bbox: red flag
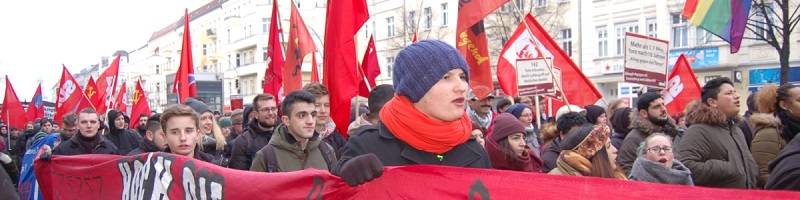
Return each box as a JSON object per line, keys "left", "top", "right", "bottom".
{"left": 456, "top": 0, "right": 506, "bottom": 99}
{"left": 284, "top": 0, "right": 318, "bottom": 93}
{"left": 497, "top": 18, "right": 542, "bottom": 96}
{"left": 412, "top": 29, "right": 418, "bottom": 43}
{"left": 114, "top": 81, "right": 128, "bottom": 115}
{"left": 55, "top": 65, "right": 95, "bottom": 124}
{"left": 85, "top": 76, "right": 104, "bottom": 113}
{"left": 173, "top": 9, "right": 197, "bottom": 104}
{"left": 130, "top": 78, "right": 151, "bottom": 129}
{"left": 25, "top": 83, "right": 44, "bottom": 122}
{"left": 323, "top": 0, "right": 369, "bottom": 137}
{"left": 358, "top": 35, "right": 380, "bottom": 98}
{"left": 263, "top": 0, "right": 286, "bottom": 100}
{"left": 504, "top": 14, "right": 601, "bottom": 114}
{"left": 311, "top": 53, "right": 320, "bottom": 83}
{"left": 2, "top": 76, "right": 29, "bottom": 129}
{"left": 664, "top": 55, "right": 702, "bottom": 114}
{"left": 96, "top": 54, "right": 120, "bottom": 115}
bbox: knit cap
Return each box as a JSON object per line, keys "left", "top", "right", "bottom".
{"left": 394, "top": 40, "right": 470, "bottom": 103}
{"left": 184, "top": 98, "right": 212, "bottom": 115}
{"left": 505, "top": 103, "right": 529, "bottom": 119}
{"left": 219, "top": 117, "right": 232, "bottom": 128}
{"left": 584, "top": 105, "right": 606, "bottom": 124}
{"left": 490, "top": 113, "right": 527, "bottom": 142}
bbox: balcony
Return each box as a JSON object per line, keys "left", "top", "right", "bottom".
{"left": 207, "top": 29, "right": 217, "bottom": 39}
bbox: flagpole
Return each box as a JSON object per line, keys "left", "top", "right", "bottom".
{"left": 509, "top": 4, "right": 573, "bottom": 112}
{"left": 534, "top": 95, "right": 541, "bottom": 128}
{"left": 277, "top": 0, "right": 288, "bottom": 56}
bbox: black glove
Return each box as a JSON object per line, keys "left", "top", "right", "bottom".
{"left": 40, "top": 151, "right": 52, "bottom": 162}
{"left": 336, "top": 153, "right": 384, "bottom": 187}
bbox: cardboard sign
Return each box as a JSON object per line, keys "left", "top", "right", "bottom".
{"left": 624, "top": 33, "right": 669, "bottom": 88}
{"left": 516, "top": 58, "right": 556, "bottom": 96}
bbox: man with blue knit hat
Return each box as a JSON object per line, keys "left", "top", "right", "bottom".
{"left": 332, "top": 40, "right": 491, "bottom": 187}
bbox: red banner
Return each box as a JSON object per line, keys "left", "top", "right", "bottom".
{"left": 664, "top": 55, "right": 702, "bottom": 114}
{"left": 54, "top": 65, "right": 95, "bottom": 124}
{"left": 173, "top": 9, "right": 197, "bottom": 104}
{"left": 130, "top": 78, "right": 150, "bottom": 129}
{"left": 263, "top": 0, "right": 286, "bottom": 101}
{"left": 34, "top": 153, "right": 800, "bottom": 199}
{"left": 358, "top": 35, "right": 380, "bottom": 98}
{"left": 284, "top": 0, "right": 318, "bottom": 93}
{"left": 113, "top": 81, "right": 128, "bottom": 114}
{"left": 25, "top": 83, "right": 45, "bottom": 122}
{"left": 96, "top": 54, "right": 120, "bottom": 115}
{"left": 2, "top": 76, "right": 28, "bottom": 129}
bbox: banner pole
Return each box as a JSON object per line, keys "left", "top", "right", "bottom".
{"left": 534, "top": 95, "right": 541, "bottom": 128}
{"left": 510, "top": 3, "right": 572, "bottom": 112}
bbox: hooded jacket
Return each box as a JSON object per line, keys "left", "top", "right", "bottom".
{"left": 618, "top": 109, "right": 678, "bottom": 175}
{"left": 609, "top": 107, "right": 632, "bottom": 149}
{"left": 675, "top": 102, "right": 758, "bottom": 189}
{"left": 250, "top": 124, "right": 336, "bottom": 172}
{"left": 228, "top": 120, "right": 275, "bottom": 170}
{"left": 749, "top": 113, "right": 786, "bottom": 188}
{"left": 765, "top": 133, "right": 800, "bottom": 190}
{"left": 105, "top": 110, "right": 143, "bottom": 155}
{"left": 53, "top": 132, "right": 119, "bottom": 155}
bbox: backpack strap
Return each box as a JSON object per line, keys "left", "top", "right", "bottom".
{"left": 318, "top": 142, "right": 335, "bottom": 170}
{"left": 262, "top": 144, "right": 280, "bottom": 173}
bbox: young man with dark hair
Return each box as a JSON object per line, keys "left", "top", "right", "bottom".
{"left": 53, "top": 108, "right": 119, "bottom": 155}
{"left": 348, "top": 84, "right": 395, "bottom": 135}
{"left": 58, "top": 113, "right": 79, "bottom": 143}
{"left": 618, "top": 92, "right": 679, "bottom": 175}
{"left": 160, "top": 105, "right": 215, "bottom": 163}
{"left": 675, "top": 77, "right": 758, "bottom": 189}
{"left": 250, "top": 90, "right": 337, "bottom": 172}
{"left": 303, "top": 82, "right": 346, "bottom": 157}
{"left": 128, "top": 114, "right": 167, "bottom": 155}
{"left": 540, "top": 111, "right": 589, "bottom": 173}
{"left": 229, "top": 94, "right": 279, "bottom": 170}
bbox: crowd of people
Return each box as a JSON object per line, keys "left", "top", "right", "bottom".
{"left": 1, "top": 40, "right": 800, "bottom": 198}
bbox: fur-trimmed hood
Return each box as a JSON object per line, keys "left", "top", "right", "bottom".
{"left": 685, "top": 100, "right": 742, "bottom": 128}
{"left": 629, "top": 109, "right": 679, "bottom": 138}
{"left": 749, "top": 113, "right": 782, "bottom": 133}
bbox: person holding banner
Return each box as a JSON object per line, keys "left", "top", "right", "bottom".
{"left": 549, "top": 125, "right": 626, "bottom": 180}
{"left": 486, "top": 113, "right": 543, "bottom": 172}
{"left": 53, "top": 108, "right": 119, "bottom": 156}
{"left": 159, "top": 105, "right": 217, "bottom": 164}
{"left": 675, "top": 77, "right": 758, "bottom": 189}
{"left": 332, "top": 40, "right": 490, "bottom": 187}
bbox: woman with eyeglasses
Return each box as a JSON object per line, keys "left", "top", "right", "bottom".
{"left": 629, "top": 133, "right": 693, "bottom": 185}
{"left": 549, "top": 125, "right": 626, "bottom": 180}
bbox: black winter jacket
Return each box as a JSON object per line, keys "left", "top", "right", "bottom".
{"left": 53, "top": 134, "right": 119, "bottom": 155}
{"left": 106, "top": 110, "right": 143, "bottom": 155}
{"left": 765, "top": 133, "right": 800, "bottom": 190}
{"left": 332, "top": 122, "right": 490, "bottom": 173}
{"left": 228, "top": 121, "right": 274, "bottom": 170}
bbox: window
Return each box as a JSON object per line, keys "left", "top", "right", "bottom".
{"left": 559, "top": 29, "right": 572, "bottom": 57}
{"left": 263, "top": 47, "right": 268, "bottom": 61}
{"left": 156, "top": 82, "right": 161, "bottom": 93}
{"left": 615, "top": 22, "right": 639, "bottom": 55}
{"left": 155, "top": 65, "right": 160, "bottom": 74}
{"left": 441, "top": 3, "right": 448, "bottom": 26}
{"left": 671, "top": 14, "right": 689, "bottom": 48}
{"left": 387, "top": 17, "right": 395, "bottom": 37}
{"left": 695, "top": 28, "right": 712, "bottom": 45}
{"left": 236, "top": 53, "right": 241, "bottom": 67}
{"left": 409, "top": 11, "right": 416, "bottom": 31}
{"left": 597, "top": 27, "right": 608, "bottom": 57}
{"left": 534, "top": 0, "right": 546, "bottom": 7}
{"left": 386, "top": 57, "right": 395, "bottom": 77}
{"left": 752, "top": 3, "right": 774, "bottom": 41}
{"left": 646, "top": 18, "right": 657, "bottom": 38}
{"left": 203, "top": 44, "right": 207, "bottom": 55}
{"left": 558, "top": 0, "right": 569, "bottom": 3}
{"left": 424, "top": 7, "right": 432, "bottom": 29}
{"left": 268, "top": 18, "right": 272, "bottom": 34}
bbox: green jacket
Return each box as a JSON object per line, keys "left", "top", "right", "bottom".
{"left": 250, "top": 124, "right": 336, "bottom": 172}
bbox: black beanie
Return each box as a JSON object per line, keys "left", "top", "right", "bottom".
{"left": 584, "top": 105, "right": 605, "bottom": 124}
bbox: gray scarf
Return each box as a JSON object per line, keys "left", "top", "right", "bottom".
{"left": 629, "top": 157, "right": 694, "bottom": 186}
{"left": 467, "top": 106, "right": 492, "bottom": 129}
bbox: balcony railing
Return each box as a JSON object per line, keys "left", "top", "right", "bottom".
{"left": 207, "top": 29, "right": 217, "bottom": 39}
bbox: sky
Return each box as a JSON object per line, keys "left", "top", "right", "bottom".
{"left": 0, "top": 0, "right": 210, "bottom": 102}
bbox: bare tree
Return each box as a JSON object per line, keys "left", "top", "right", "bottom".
{"left": 383, "top": 2, "right": 454, "bottom": 51}
{"left": 745, "top": 0, "right": 799, "bottom": 84}
{"left": 484, "top": 0, "right": 570, "bottom": 56}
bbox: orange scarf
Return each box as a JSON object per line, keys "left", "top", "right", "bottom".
{"left": 380, "top": 95, "right": 472, "bottom": 154}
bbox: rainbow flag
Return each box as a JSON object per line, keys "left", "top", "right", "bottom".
{"left": 682, "top": 0, "right": 752, "bottom": 53}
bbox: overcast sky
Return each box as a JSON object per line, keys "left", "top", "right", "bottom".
{"left": 0, "top": 0, "right": 209, "bottom": 101}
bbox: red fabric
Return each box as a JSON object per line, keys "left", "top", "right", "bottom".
{"left": 25, "top": 83, "right": 44, "bottom": 122}
{"left": 456, "top": 0, "right": 506, "bottom": 99}
{"left": 509, "top": 14, "right": 602, "bottom": 114}
{"left": 455, "top": 0, "right": 509, "bottom": 35}
{"left": 357, "top": 36, "right": 380, "bottom": 98}
{"left": 284, "top": 0, "right": 318, "bottom": 93}
{"left": 665, "top": 55, "right": 702, "bottom": 114}
{"left": 323, "top": 0, "right": 369, "bottom": 137}
{"left": 2, "top": 76, "right": 29, "bottom": 129}
{"left": 173, "top": 9, "right": 197, "bottom": 104}
{"left": 379, "top": 95, "right": 472, "bottom": 154}
{"left": 263, "top": 0, "right": 285, "bottom": 102}
{"left": 129, "top": 78, "right": 151, "bottom": 129}
{"left": 84, "top": 76, "right": 103, "bottom": 114}
{"left": 113, "top": 82, "right": 128, "bottom": 115}
{"left": 96, "top": 54, "right": 120, "bottom": 115}
{"left": 34, "top": 152, "right": 800, "bottom": 199}
{"left": 54, "top": 65, "right": 95, "bottom": 124}
{"left": 412, "top": 30, "right": 418, "bottom": 43}
{"left": 497, "top": 17, "right": 545, "bottom": 96}
{"left": 311, "top": 53, "right": 320, "bottom": 83}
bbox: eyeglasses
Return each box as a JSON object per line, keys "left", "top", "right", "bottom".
{"left": 646, "top": 147, "right": 673, "bottom": 154}
{"left": 257, "top": 107, "right": 279, "bottom": 113}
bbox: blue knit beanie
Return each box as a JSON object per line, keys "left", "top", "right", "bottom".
{"left": 394, "top": 40, "right": 470, "bottom": 103}
{"left": 505, "top": 103, "right": 529, "bottom": 119}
